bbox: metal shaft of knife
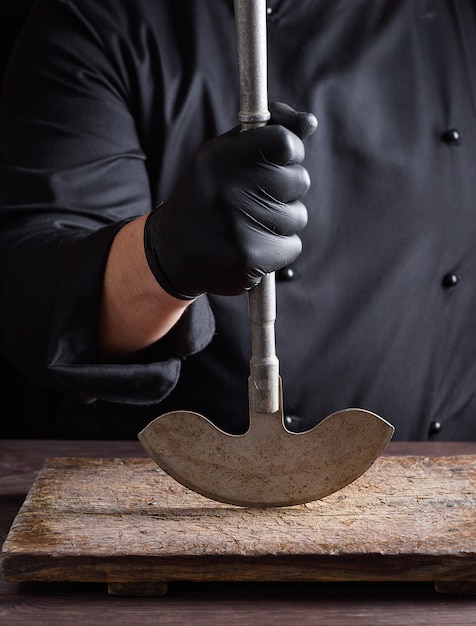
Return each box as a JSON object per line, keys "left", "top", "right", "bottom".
{"left": 234, "top": 0, "right": 279, "bottom": 415}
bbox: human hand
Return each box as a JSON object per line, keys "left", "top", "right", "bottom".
{"left": 144, "top": 102, "right": 318, "bottom": 299}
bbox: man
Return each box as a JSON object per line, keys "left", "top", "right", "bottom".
{"left": 1, "top": 0, "right": 475, "bottom": 440}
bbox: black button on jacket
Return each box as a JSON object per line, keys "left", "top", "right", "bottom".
{"left": 0, "top": 0, "right": 475, "bottom": 440}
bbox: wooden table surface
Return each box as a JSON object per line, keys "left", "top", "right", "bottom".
{"left": 1, "top": 439, "right": 475, "bottom": 625}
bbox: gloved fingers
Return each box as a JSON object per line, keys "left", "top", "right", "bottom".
{"left": 245, "top": 231, "right": 303, "bottom": 277}
{"left": 253, "top": 161, "right": 311, "bottom": 203}
{"left": 268, "top": 102, "right": 318, "bottom": 140}
{"left": 232, "top": 123, "right": 306, "bottom": 166}
{"left": 267, "top": 199, "right": 308, "bottom": 235}
{"left": 194, "top": 228, "right": 303, "bottom": 294}
{"left": 235, "top": 192, "right": 308, "bottom": 236}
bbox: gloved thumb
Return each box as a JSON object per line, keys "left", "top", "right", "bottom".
{"left": 269, "top": 102, "right": 318, "bottom": 140}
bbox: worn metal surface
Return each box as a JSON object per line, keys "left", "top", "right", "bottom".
{"left": 139, "top": 401, "right": 394, "bottom": 507}
{"left": 234, "top": 0, "right": 270, "bottom": 128}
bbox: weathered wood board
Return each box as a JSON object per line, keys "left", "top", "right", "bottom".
{"left": 1, "top": 456, "right": 475, "bottom": 595}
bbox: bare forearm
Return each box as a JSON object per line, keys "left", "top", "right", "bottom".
{"left": 98, "top": 215, "right": 192, "bottom": 362}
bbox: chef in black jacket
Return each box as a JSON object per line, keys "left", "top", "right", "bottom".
{"left": 0, "top": 0, "right": 475, "bottom": 441}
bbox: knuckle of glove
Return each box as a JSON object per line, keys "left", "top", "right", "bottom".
{"left": 240, "top": 125, "right": 305, "bottom": 167}
{"left": 238, "top": 149, "right": 311, "bottom": 206}
{"left": 277, "top": 163, "right": 311, "bottom": 200}
{"left": 266, "top": 125, "right": 305, "bottom": 166}
{"left": 249, "top": 231, "right": 303, "bottom": 275}
{"left": 252, "top": 194, "right": 308, "bottom": 236}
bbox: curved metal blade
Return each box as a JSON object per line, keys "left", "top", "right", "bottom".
{"left": 138, "top": 382, "right": 394, "bottom": 508}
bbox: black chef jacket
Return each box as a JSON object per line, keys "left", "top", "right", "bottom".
{"left": 0, "top": 0, "right": 475, "bottom": 440}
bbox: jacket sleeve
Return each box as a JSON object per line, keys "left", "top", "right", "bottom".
{"left": 0, "top": 0, "right": 215, "bottom": 409}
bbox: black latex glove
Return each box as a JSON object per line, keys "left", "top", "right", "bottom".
{"left": 144, "top": 102, "right": 318, "bottom": 299}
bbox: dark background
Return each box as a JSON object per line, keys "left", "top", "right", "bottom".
{"left": 0, "top": 2, "right": 35, "bottom": 86}
{"left": 0, "top": 1, "right": 52, "bottom": 437}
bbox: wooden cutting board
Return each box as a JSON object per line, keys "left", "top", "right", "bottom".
{"left": 1, "top": 455, "right": 475, "bottom": 596}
